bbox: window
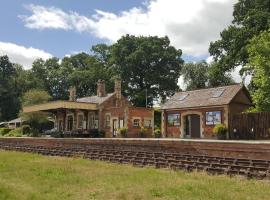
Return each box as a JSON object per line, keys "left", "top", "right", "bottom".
{"left": 133, "top": 119, "right": 140, "bottom": 127}
{"left": 77, "top": 114, "right": 84, "bottom": 129}
{"left": 105, "top": 114, "right": 110, "bottom": 128}
{"left": 167, "top": 114, "right": 180, "bottom": 126}
{"left": 178, "top": 94, "right": 189, "bottom": 101}
{"left": 212, "top": 89, "right": 225, "bottom": 98}
{"left": 144, "top": 119, "right": 152, "bottom": 128}
{"left": 119, "top": 119, "right": 124, "bottom": 128}
{"left": 67, "top": 115, "right": 73, "bottom": 131}
{"left": 88, "top": 113, "right": 95, "bottom": 129}
{"left": 205, "top": 111, "right": 221, "bottom": 125}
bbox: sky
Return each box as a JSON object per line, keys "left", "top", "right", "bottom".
{"left": 0, "top": 0, "right": 244, "bottom": 84}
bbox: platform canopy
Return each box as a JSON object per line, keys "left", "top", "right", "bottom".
{"left": 23, "top": 101, "right": 98, "bottom": 113}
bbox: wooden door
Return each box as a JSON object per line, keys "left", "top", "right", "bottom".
{"left": 190, "top": 114, "right": 200, "bottom": 138}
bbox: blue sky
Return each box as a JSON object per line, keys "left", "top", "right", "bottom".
{"left": 0, "top": 0, "right": 237, "bottom": 69}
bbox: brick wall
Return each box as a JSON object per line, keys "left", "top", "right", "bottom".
{"left": 1, "top": 138, "right": 270, "bottom": 160}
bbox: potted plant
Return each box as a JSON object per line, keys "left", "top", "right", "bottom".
{"left": 138, "top": 126, "right": 147, "bottom": 138}
{"left": 213, "top": 124, "right": 228, "bottom": 140}
{"left": 153, "top": 128, "right": 161, "bottom": 138}
{"left": 119, "top": 127, "right": 128, "bottom": 138}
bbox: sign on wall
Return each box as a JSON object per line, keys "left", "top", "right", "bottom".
{"left": 167, "top": 114, "right": 180, "bottom": 126}
{"left": 205, "top": 111, "right": 221, "bottom": 125}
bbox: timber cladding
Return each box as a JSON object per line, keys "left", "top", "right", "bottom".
{"left": 229, "top": 112, "right": 270, "bottom": 140}
{"left": 1, "top": 137, "right": 270, "bottom": 160}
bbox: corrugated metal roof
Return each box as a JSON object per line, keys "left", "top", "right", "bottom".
{"left": 161, "top": 84, "right": 247, "bottom": 110}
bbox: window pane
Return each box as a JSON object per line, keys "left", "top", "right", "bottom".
{"left": 205, "top": 111, "right": 221, "bottom": 125}
{"left": 133, "top": 119, "right": 140, "bottom": 127}
{"left": 167, "top": 114, "right": 180, "bottom": 126}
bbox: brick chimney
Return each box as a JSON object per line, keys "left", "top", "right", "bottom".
{"left": 68, "top": 86, "right": 76, "bottom": 101}
{"left": 97, "top": 80, "right": 106, "bottom": 97}
{"left": 114, "top": 77, "right": 121, "bottom": 99}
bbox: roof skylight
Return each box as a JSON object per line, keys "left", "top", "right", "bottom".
{"left": 212, "top": 89, "right": 225, "bottom": 98}
{"left": 178, "top": 94, "right": 189, "bottom": 101}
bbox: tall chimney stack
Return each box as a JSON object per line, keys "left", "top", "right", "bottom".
{"left": 69, "top": 86, "right": 76, "bottom": 101}
{"left": 114, "top": 77, "right": 121, "bottom": 99}
{"left": 97, "top": 80, "right": 106, "bottom": 97}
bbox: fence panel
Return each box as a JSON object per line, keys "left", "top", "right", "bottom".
{"left": 229, "top": 112, "right": 270, "bottom": 140}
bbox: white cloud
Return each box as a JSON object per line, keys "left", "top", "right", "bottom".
{"left": 21, "top": 0, "right": 236, "bottom": 57}
{"left": 0, "top": 42, "right": 53, "bottom": 69}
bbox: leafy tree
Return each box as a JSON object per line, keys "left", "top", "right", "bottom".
{"left": 0, "top": 56, "right": 21, "bottom": 121}
{"left": 20, "top": 89, "right": 52, "bottom": 134}
{"left": 181, "top": 61, "right": 208, "bottom": 90}
{"left": 65, "top": 53, "right": 114, "bottom": 97}
{"left": 109, "top": 35, "right": 183, "bottom": 106}
{"left": 247, "top": 30, "right": 270, "bottom": 111}
{"left": 209, "top": 0, "right": 270, "bottom": 74}
{"left": 207, "top": 62, "right": 235, "bottom": 87}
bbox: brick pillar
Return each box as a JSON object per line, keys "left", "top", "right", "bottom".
{"left": 114, "top": 77, "right": 121, "bottom": 99}
{"left": 68, "top": 86, "right": 76, "bottom": 101}
{"left": 97, "top": 80, "right": 106, "bottom": 97}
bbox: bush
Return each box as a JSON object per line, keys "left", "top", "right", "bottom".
{"left": 21, "top": 125, "right": 31, "bottom": 135}
{"left": 0, "top": 128, "right": 12, "bottom": 136}
{"left": 51, "top": 131, "right": 64, "bottom": 138}
{"left": 89, "top": 129, "right": 99, "bottom": 138}
{"left": 138, "top": 126, "right": 147, "bottom": 138}
{"left": 5, "top": 128, "right": 23, "bottom": 137}
{"left": 119, "top": 127, "right": 128, "bottom": 138}
{"left": 99, "top": 130, "right": 106, "bottom": 138}
{"left": 213, "top": 124, "right": 228, "bottom": 140}
{"left": 153, "top": 128, "right": 161, "bottom": 138}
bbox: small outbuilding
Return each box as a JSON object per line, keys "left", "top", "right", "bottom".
{"left": 160, "top": 84, "right": 253, "bottom": 139}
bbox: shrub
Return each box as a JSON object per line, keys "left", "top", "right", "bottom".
{"left": 89, "top": 129, "right": 99, "bottom": 138}
{"left": 99, "top": 130, "right": 106, "bottom": 138}
{"left": 119, "top": 127, "right": 128, "bottom": 138}
{"left": 138, "top": 126, "right": 147, "bottom": 138}
{"left": 213, "top": 124, "right": 227, "bottom": 140}
{"left": 21, "top": 125, "right": 31, "bottom": 135}
{"left": 5, "top": 128, "right": 23, "bottom": 137}
{"left": 51, "top": 131, "right": 64, "bottom": 138}
{"left": 153, "top": 128, "right": 161, "bottom": 138}
{"left": 0, "top": 128, "right": 12, "bottom": 136}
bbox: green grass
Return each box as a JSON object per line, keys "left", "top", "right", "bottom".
{"left": 0, "top": 151, "right": 270, "bottom": 200}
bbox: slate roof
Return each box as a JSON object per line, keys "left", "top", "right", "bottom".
{"left": 76, "top": 93, "right": 115, "bottom": 104}
{"left": 161, "top": 84, "right": 248, "bottom": 110}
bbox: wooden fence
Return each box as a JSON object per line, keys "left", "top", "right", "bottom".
{"left": 229, "top": 112, "right": 270, "bottom": 140}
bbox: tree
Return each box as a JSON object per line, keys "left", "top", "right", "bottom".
{"left": 20, "top": 89, "right": 52, "bottom": 133}
{"left": 0, "top": 56, "right": 21, "bottom": 121}
{"left": 207, "top": 62, "right": 235, "bottom": 87}
{"left": 109, "top": 35, "right": 183, "bottom": 106}
{"left": 209, "top": 0, "right": 270, "bottom": 74}
{"left": 181, "top": 61, "right": 208, "bottom": 90}
{"left": 65, "top": 53, "right": 114, "bottom": 97}
{"left": 247, "top": 30, "right": 270, "bottom": 111}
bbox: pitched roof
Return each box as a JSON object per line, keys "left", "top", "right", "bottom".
{"left": 161, "top": 84, "right": 249, "bottom": 110}
{"left": 8, "top": 118, "right": 24, "bottom": 124}
{"left": 76, "top": 93, "right": 115, "bottom": 104}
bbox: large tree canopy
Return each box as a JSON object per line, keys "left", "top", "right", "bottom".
{"left": 109, "top": 35, "right": 183, "bottom": 106}
{"left": 247, "top": 30, "right": 270, "bottom": 111}
{"left": 209, "top": 0, "right": 270, "bottom": 73}
{"left": 0, "top": 56, "right": 21, "bottom": 121}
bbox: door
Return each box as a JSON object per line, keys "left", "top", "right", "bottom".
{"left": 67, "top": 116, "right": 73, "bottom": 131}
{"left": 113, "top": 119, "right": 118, "bottom": 137}
{"left": 190, "top": 114, "right": 200, "bottom": 138}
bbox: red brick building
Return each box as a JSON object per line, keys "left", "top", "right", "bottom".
{"left": 23, "top": 79, "right": 154, "bottom": 137}
{"left": 160, "top": 84, "right": 253, "bottom": 139}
